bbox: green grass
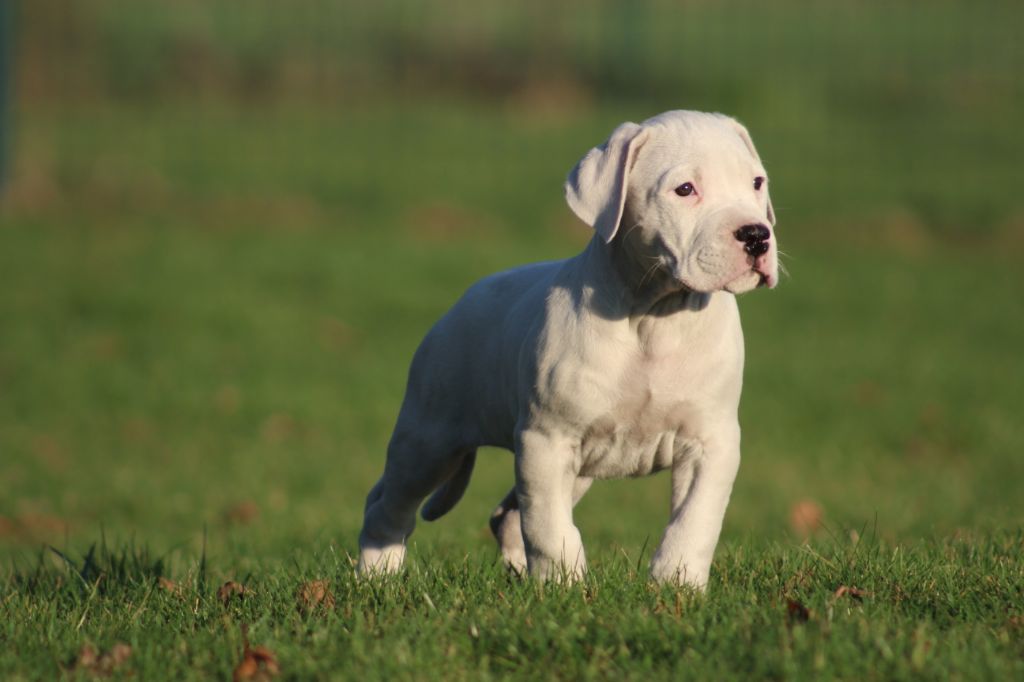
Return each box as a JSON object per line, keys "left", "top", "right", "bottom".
{"left": 3, "top": 1, "right": 1024, "bottom": 672}
{"left": 3, "top": 533, "right": 1022, "bottom": 680}
{"left": 2, "top": 102, "right": 1023, "bottom": 679}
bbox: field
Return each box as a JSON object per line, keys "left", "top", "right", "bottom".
{"left": 2, "top": 2, "right": 1024, "bottom": 679}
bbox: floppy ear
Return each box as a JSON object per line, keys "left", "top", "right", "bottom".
{"left": 730, "top": 119, "right": 776, "bottom": 226}
{"left": 564, "top": 121, "right": 649, "bottom": 243}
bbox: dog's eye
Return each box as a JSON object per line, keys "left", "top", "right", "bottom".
{"left": 753, "top": 176, "right": 765, "bottom": 191}
{"left": 674, "top": 182, "right": 696, "bottom": 197}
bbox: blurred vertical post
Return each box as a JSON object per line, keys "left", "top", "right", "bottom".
{"left": 0, "top": 0, "right": 10, "bottom": 192}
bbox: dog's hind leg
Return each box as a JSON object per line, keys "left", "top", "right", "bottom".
{"left": 490, "top": 476, "right": 593, "bottom": 574}
{"left": 358, "top": 428, "right": 471, "bottom": 575}
{"left": 489, "top": 488, "right": 526, "bottom": 573}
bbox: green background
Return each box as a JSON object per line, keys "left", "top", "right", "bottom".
{"left": 1, "top": 1, "right": 1022, "bottom": 678}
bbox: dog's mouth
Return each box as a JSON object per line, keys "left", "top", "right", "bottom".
{"left": 755, "top": 268, "right": 777, "bottom": 289}
{"left": 743, "top": 254, "right": 778, "bottom": 290}
{"left": 670, "top": 253, "right": 777, "bottom": 294}
{"left": 723, "top": 266, "right": 775, "bottom": 294}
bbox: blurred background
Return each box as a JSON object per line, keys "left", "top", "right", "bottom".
{"left": 1, "top": 0, "right": 1022, "bottom": 567}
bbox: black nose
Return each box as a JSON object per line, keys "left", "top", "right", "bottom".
{"left": 734, "top": 224, "right": 771, "bottom": 257}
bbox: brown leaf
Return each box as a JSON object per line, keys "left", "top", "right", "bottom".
{"left": 852, "top": 380, "right": 885, "bottom": 406}
{"left": 215, "top": 385, "right": 242, "bottom": 415}
{"left": 789, "top": 499, "right": 823, "bottom": 538}
{"left": 31, "top": 435, "right": 68, "bottom": 472}
{"left": 234, "top": 657, "right": 260, "bottom": 681}
{"left": 223, "top": 500, "right": 260, "bottom": 526}
{"left": 318, "top": 317, "right": 355, "bottom": 352}
{"left": 786, "top": 598, "right": 811, "bottom": 624}
{"left": 296, "top": 580, "right": 335, "bottom": 614}
{"left": 86, "top": 332, "right": 124, "bottom": 360}
{"left": 404, "top": 201, "right": 498, "bottom": 242}
{"left": 260, "top": 413, "right": 296, "bottom": 444}
{"left": 505, "top": 75, "right": 592, "bottom": 126}
{"left": 106, "top": 643, "right": 132, "bottom": 667}
{"left": 218, "top": 581, "right": 249, "bottom": 605}
{"left": 159, "top": 577, "right": 185, "bottom": 597}
{"left": 74, "top": 644, "right": 98, "bottom": 670}
{"left": 833, "top": 585, "right": 870, "bottom": 602}
{"left": 72, "top": 642, "right": 132, "bottom": 675}
{"left": 0, "top": 511, "right": 69, "bottom": 541}
{"left": 233, "top": 627, "right": 280, "bottom": 682}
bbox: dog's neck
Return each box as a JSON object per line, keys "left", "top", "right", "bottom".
{"left": 579, "top": 235, "right": 711, "bottom": 323}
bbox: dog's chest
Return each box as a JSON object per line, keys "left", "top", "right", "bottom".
{"left": 574, "top": 358, "right": 705, "bottom": 479}
{"left": 533, "top": 291, "right": 741, "bottom": 479}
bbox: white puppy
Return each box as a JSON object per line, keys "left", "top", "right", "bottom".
{"left": 358, "top": 110, "right": 778, "bottom": 589}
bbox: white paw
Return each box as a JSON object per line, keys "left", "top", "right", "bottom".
{"left": 357, "top": 544, "right": 406, "bottom": 575}
{"left": 649, "top": 558, "right": 708, "bottom": 590}
{"left": 491, "top": 506, "right": 528, "bottom": 574}
{"left": 501, "top": 545, "right": 528, "bottom": 574}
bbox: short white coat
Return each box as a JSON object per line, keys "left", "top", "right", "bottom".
{"left": 358, "top": 110, "right": 778, "bottom": 588}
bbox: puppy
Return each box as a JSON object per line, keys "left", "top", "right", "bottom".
{"left": 358, "top": 110, "right": 777, "bottom": 588}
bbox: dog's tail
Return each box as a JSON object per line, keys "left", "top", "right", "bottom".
{"left": 420, "top": 450, "right": 477, "bottom": 521}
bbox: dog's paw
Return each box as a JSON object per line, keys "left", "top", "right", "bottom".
{"left": 356, "top": 544, "right": 406, "bottom": 576}
{"left": 489, "top": 505, "right": 528, "bottom": 574}
{"left": 501, "top": 546, "right": 528, "bottom": 575}
{"left": 649, "top": 558, "right": 709, "bottom": 591}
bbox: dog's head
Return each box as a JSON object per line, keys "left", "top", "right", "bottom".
{"left": 565, "top": 110, "right": 778, "bottom": 294}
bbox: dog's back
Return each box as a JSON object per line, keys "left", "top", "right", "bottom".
{"left": 398, "top": 259, "right": 567, "bottom": 450}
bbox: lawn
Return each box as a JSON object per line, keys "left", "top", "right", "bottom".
{"left": 2, "top": 0, "right": 1024, "bottom": 677}
{"left": 1, "top": 101, "right": 1022, "bottom": 679}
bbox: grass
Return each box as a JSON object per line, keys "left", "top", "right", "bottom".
{"left": 1, "top": 102, "right": 1023, "bottom": 679}
{"left": 2, "top": 532, "right": 1022, "bottom": 680}
{"left": 2, "top": 1, "right": 1024, "bottom": 676}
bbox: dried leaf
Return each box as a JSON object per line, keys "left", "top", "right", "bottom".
{"left": 215, "top": 385, "right": 242, "bottom": 415}
{"left": 218, "top": 581, "right": 249, "bottom": 605}
{"left": 31, "top": 434, "right": 68, "bottom": 472}
{"left": 0, "top": 511, "right": 68, "bottom": 540}
{"left": 260, "top": 413, "right": 296, "bottom": 444}
{"left": 74, "top": 644, "right": 98, "bottom": 670}
{"left": 223, "top": 500, "right": 260, "bottom": 526}
{"left": 318, "top": 317, "right": 355, "bottom": 351}
{"left": 106, "top": 643, "right": 132, "bottom": 667}
{"left": 786, "top": 598, "right": 811, "bottom": 624}
{"left": 72, "top": 642, "right": 132, "bottom": 675}
{"left": 233, "top": 626, "right": 280, "bottom": 682}
{"left": 296, "top": 580, "right": 335, "bottom": 613}
{"left": 404, "top": 201, "right": 497, "bottom": 242}
{"left": 233, "top": 657, "right": 260, "bottom": 681}
{"left": 159, "top": 577, "right": 185, "bottom": 597}
{"left": 789, "top": 499, "right": 823, "bottom": 538}
{"left": 852, "top": 380, "right": 885, "bottom": 406}
{"left": 833, "top": 585, "right": 870, "bottom": 602}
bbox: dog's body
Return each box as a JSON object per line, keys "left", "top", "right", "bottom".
{"left": 358, "top": 111, "right": 778, "bottom": 588}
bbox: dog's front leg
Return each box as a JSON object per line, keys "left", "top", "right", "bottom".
{"left": 490, "top": 476, "right": 593, "bottom": 574}
{"left": 514, "top": 429, "right": 586, "bottom": 581}
{"left": 650, "top": 421, "right": 741, "bottom": 590}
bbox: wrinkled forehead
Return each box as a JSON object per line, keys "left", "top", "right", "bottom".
{"left": 637, "top": 114, "right": 761, "bottom": 176}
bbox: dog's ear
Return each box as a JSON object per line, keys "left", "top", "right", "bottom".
{"left": 729, "top": 118, "right": 775, "bottom": 226}
{"left": 564, "top": 121, "right": 649, "bottom": 243}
